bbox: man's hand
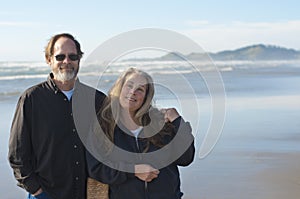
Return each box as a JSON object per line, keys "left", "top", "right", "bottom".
{"left": 32, "top": 188, "right": 43, "bottom": 196}
{"left": 161, "top": 108, "right": 180, "bottom": 122}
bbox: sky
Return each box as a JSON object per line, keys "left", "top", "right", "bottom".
{"left": 1, "top": 0, "right": 300, "bottom": 61}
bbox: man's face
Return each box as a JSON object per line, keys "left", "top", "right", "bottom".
{"left": 48, "top": 37, "right": 80, "bottom": 82}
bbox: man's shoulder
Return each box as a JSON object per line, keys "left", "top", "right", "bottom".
{"left": 21, "top": 80, "right": 49, "bottom": 96}
{"left": 15, "top": 81, "right": 50, "bottom": 104}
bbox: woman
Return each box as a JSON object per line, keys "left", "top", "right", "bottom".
{"left": 86, "top": 68, "right": 195, "bottom": 199}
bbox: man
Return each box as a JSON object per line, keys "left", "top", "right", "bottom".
{"left": 8, "top": 33, "right": 105, "bottom": 199}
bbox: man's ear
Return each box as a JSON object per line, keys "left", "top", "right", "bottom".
{"left": 46, "top": 56, "right": 51, "bottom": 65}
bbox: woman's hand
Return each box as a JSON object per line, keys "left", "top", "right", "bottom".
{"left": 161, "top": 108, "right": 180, "bottom": 122}
{"left": 134, "top": 164, "right": 159, "bottom": 182}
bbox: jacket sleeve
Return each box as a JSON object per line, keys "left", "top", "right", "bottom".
{"left": 171, "top": 116, "right": 195, "bottom": 166}
{"left": 8, "top": 94, "right": 40, "bottom": 194}
{"left": 86, "top": 150, "right": 135, "bottom": 185}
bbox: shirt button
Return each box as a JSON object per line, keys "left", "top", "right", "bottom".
{"left": 74, "top": 145, "right": 77, "bottom": 149}
{"left": 72, "top": 129, "right": 76, "bottom": 133}
{"left": 76, "top": 161, "right": 79, "bottom": 165}
{"left": 75, "top": 177, "right": 79, "bottom": 180}
{"left": 64, "top": 98, "right": 67, "bottom": 101}
{"left": 70, "top": 112, "right": 73, "bottom": 116}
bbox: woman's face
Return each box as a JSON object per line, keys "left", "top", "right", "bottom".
{"left": 119, "top": 73, "right": 147, "bottom": 113}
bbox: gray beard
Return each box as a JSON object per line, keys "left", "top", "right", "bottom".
{"left": 54, "top": 70, "right": 76, "bottom": 82}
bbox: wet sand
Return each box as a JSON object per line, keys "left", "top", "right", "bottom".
{"left": 179, "top": 95, "right": 300, "bottom": 199}
{"left": 2, "top": 95, "right": 300, "bottom": 199}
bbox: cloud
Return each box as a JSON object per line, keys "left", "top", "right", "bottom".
{"left": 0, "top": 11, "right": 24, "bottom": 16}
{"left": 186, "top": 20, "right": 210, "bottom": 26}
{"left": 182, "top": 20, "right": 300, "bottom": 52}
{"left": 0, "top": 21, "right": 39, "bottom": 27}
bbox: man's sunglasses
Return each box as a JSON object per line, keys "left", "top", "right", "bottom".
{"left": 54, "top": 54, "right": 80, "bottom": 61}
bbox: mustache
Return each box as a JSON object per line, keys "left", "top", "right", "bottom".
{"left": 59, "top": 64, "right": 74, "bottom": 70}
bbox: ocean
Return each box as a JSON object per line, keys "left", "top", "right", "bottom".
{"left": 1, "top": 60, "right": 300, "bottom": 199}
{"left": 1, "top": 60, "right": 300, "bottom": 100}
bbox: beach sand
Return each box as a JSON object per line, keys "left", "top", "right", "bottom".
{"left": 179, "top": 95, "right": 300, "bottom": 199}
{"left": 252, "top": 152, "right": 300, "bottom": 199}
{"left": 0, "top": 99, "right": 27, "bottom": 199}
{"left": 1, "top": 94, "right": 300, "bottom": 199}
{"left": 181, "top": 151, "right": 300, "bottom": 199}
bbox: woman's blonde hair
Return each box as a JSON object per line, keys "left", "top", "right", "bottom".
{"left": 98, "top": 68, "right": 174, "bottom": 152}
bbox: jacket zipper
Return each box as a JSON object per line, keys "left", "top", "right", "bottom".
{"left": 145, "top": 181, "right": 149, "bottom": 199}
{"left": 136, "top": 136, "right": 149, "bottom": 199}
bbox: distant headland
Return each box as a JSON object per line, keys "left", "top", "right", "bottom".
{"left": 125, "top": 44, "right": 300, "bottom": 61}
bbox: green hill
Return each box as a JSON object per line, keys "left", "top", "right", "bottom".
{"left": 155, "top": 44, "right": 300, "bottom": 61}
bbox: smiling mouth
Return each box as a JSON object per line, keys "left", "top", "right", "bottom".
{"left": 126, "top": 96, "right": 136, "bottom": 102}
